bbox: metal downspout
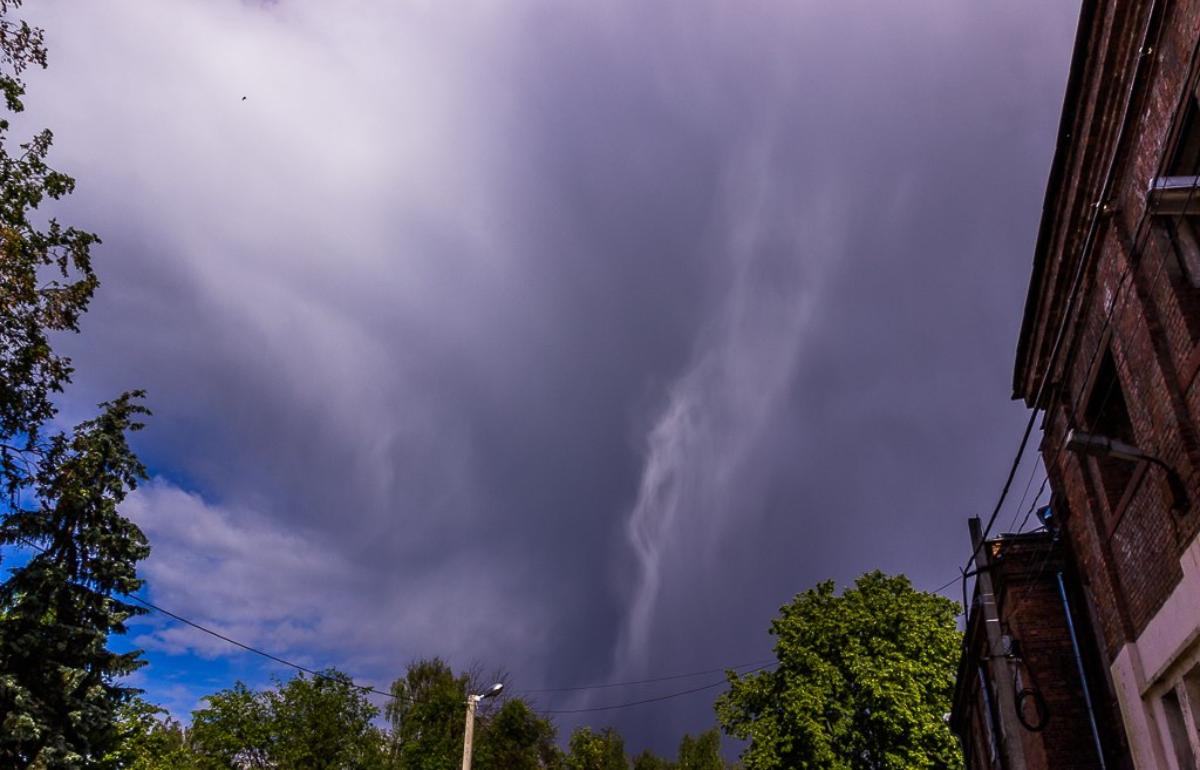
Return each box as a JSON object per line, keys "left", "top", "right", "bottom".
{"left": 1057, "top": 571, "right": 1107, "bottom": 770}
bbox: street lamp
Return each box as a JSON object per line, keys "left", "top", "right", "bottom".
{"left": 1064, "top": 428, "right": 1189, "bottom": 512}
{"left": 461, "top": 682, "right": 503, "bottom": 770}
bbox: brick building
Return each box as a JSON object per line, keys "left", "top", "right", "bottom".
{"left": 952, "top": 524, "right": 1129, "bottom": 769}
{"left": 950, "top": 0, "right": 1200, "bottom": 762}
{"left": 958, "top": 0, "right": 1200, "bottom": 767}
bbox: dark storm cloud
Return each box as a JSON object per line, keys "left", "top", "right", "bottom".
{"left": 25, "top": 0, "right": 1077, "bottom": 754}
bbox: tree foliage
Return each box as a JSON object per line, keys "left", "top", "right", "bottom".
{"left": 0, "top": 4, "right": 150, "bottom": 764}
{"left": 677, "top": 729, "right": 722, "bottom": 770}
{"left": 383, "top": 658, "right": 562, "bottom": 770}
{"left": 715, "top": 572, "right": 962, "bottom": 770}
{"left": 110, "top": 659, "right": 751, "bottom": 770}
{"left": 0, "top": 396, "right": 150, "bottom": 767}
{"left": 188, "top": 682, "right": 274, "bottom": 769}
{"left": 632, "top": 751, "right": 674, "bottom": 770}
{"left": 104, "top": 697, "right": 197, "bottom": 770}
{"left": 475, "top": 699, "right": 561, "bottom": 770}
{"left": 385, "top": 658, "right": 469, "bottom": 770}
{"left": 265, "top": 672, "right": 385, "bottom": 770}
{"left": 629, "top": 728, "right": 727, "bottom": 770}
{"left": 565, "top": 727, "right": 627, "bottom": 770}
{"left": 189, "top": 671, "right": 388, "bottom": 770}
{"left": 111, "top": 661, "right": 563, "bottom": 770}
{"left": 0, "top": 0, "right": 98, "bottom": 458}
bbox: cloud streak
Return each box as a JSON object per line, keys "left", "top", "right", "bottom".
{"left": 619, "top": 138, "right": 839, "bottom": 670}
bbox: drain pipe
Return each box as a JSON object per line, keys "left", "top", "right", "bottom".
{"left": 1057, "top": 571, "right": 1106, "bottom": 769}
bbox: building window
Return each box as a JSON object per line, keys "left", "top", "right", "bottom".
{"left": 1151, "top": 89, "right": 1200, "bottom": 291}
{"left": 1162, "top": 688, "right": 1197, "bottom": 768}
{"left": 1083, "top": 350, "right": 1136, "bottom": 510}
{"left": 1158, "top": 664, "right": 1200, "bottom": 768}
{"left": 1183, "top": 667, "right": 1200, "bottom": 734}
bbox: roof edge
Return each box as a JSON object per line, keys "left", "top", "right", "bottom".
{"left": 1012, "top": 0, "right": 1099, "bottom": 404}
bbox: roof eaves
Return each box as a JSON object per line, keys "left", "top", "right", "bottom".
{"left": 1012, "top": 0, "right": 1100, "bottom": 405}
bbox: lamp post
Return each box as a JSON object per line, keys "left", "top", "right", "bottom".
{"left": 1064, "top": 428, "right": 1189, "bottom": 512}
{"left": 461, "top": 682, "right": 503, "bottom": 770}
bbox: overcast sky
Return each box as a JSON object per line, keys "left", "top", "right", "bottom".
{"left": 22, "top": 0, "right": 1077, "bottom": 754}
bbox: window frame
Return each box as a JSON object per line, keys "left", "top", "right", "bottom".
{"left": 1149, "top": 80, "right": 1200, "bottom": 289}
{"left": 1078, "top": 346, "right": 1142, "bottom": 520}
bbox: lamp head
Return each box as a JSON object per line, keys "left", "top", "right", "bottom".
{"left": 482, "top": 683, "right": 504, "bottom": 699}
{"left": 1064, "top": 428, "right": 1145, "bottom": 463}
{"left": 1065, "top": 429, "right": 1190, "bottom": 514}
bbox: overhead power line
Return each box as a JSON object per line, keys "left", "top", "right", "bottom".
{"left": 929, "top": 574, "right": 962, "bottom": 595}
{"left": 132, "top": 590, "right": 776, "bottom": 712}
{"left": 8, "top": 534, "right": 778, "bottom": 711}
{"left": 123, "top": 593, "right": 399, "bottom": 701}
{"left": 5, "top": 536, "right": 398, "bottom": 702}
{"left": 515, "top": 658, "right": 777, "bottom": 694}
{"left": 969, "top": 8, "right": 1199, "bottom": 567}
{"left": 1015, "top": 475, "right": 1051, "bottom": 535}
{"left": 541, "top": 663, "right": 777, "bottom": 714}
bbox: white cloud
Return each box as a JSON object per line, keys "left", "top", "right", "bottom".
{"left": 123, "top": 478, "right": 547, "bottom": 680}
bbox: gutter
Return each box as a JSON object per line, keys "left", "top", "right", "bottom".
{"left": 1012, "top": 0, "right": 1098, "bottom": 403}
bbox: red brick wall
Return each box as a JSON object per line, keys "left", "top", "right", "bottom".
{"left": 1028, "top": 0, "right": 1200, "bottom": 664}
{"left": 999, "top": 538, "right": 1102, "bottom": 769}
{"left": 1006, "top": 2, "right": 1200, "bottom": 768}
{"left": 953, "top": 536, "right": 1122, "bottom": 769}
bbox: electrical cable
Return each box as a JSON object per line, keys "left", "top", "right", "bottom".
{"left": 127, "top": 590, "right": 783, "bottom": 712}
{"left": 1015, "top": 475, "right": 1051, "bottom": 535}
{"left": 997, "top": 194, "right": 1188, "bottom": 622}
{"left": 6, "top": 535, "right": 784, "bottom": 711}
{"left": 122, "top": 593, "right": 400, "bottom": 701}
{"left": 968, "top": 8, "right": 1199, "bottom": 583}
{"left": 515, "top": 658, "right": 776, "bottom": 694}
{"left": 966, "top": 412, "right": 1040, "bottom": 571}
{"left": 125, "top": 591, "right": 785, "bottom": 708}
{"left": 1005, "top": 453, "right": 1045, "bottom": 535}
{"left": 540, "top": 663, "right": 777, "bottom": 714}
{"left": 1015, "top": 687, "right": 1050, "bottom": 732}
{"left": 4, "top": 535, "right": 405, "bottom": 702}
{"left": 929, "top": 574, "right": 963, "bottom": 595}
{"left": 966, "top": 1, "right": 1175, "bottom": 565}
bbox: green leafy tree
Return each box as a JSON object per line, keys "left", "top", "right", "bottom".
{"left": 565, "top": 727, "right": 627, "bottom": 770}
{"left": 0, "top": 0, "right": 98, "bottom": 461}
{"left": 266, "top": 671, "right": 386, "bottom": 770}
{"left": 385, "top": 658, "right": 562, "bottom": 770}
{"left": 103, "top": 697, "right": 198, "bottom": 770}
{"left": 475, "top": 699, "right": 562, "bottom": 770}
{"left": 677, "top": 729, "right": 722, "bottom": 770}
{"left": 715, "top": 572, "right": 962, "bottom": 770}
{"left": 385, "top": 658, "right": 469, "bottom": 770}
{"left": 0, "top": 0, "right": 101, "bottom": 473}
{"left": 631, "top": 750, "right": 674, "bottom": 770}
{"left": 188, "top": 682, "right": 273, "bottom": 769}
{"left": 189, "top": 671, "right": 387, "bottom": 770}
{"left": 0, "top": 1, "right": 151, "bottom": 766}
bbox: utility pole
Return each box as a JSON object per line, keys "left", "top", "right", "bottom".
{"left": 461, "top": 682, "right": 503, "bottom": 770}
{"left": 461, "top": 694, "right": 479, "bottom": 770}
{"left": 970, "top": 517, "right": 1027, "bottom": 770}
